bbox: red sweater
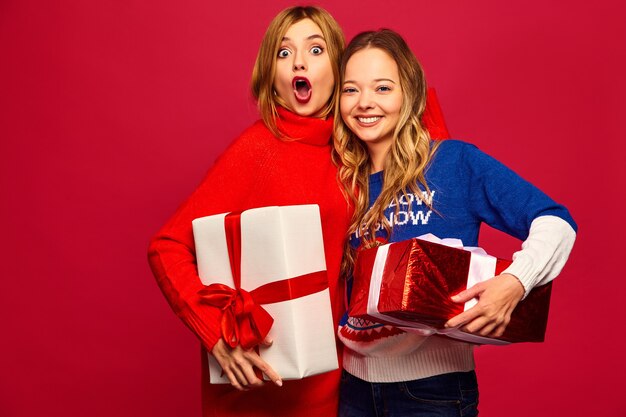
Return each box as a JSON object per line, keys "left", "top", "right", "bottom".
{"left": 148, "top": 107, "right": 351, "bottom": 417}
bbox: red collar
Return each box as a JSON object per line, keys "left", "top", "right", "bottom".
{"left": 275, "top": 106, "right": 334, "bottom": 147}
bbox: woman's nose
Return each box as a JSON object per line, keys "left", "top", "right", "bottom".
{"left": 357, "top": 91, "right": 374, "bottom": 109}
{"left": 292, "top": 51, "right": 307, "bottom": 71}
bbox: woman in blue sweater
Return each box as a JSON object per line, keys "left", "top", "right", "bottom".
{"left": 333, "top": 29, "right": 577, "bottom": 417}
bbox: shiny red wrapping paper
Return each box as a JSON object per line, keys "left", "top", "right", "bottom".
{"left": 349, "top": 237, "right": 552, "bottom": 344}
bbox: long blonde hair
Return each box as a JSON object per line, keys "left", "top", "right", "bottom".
{"left": 333, "top": 29, "right": 439, "bottom": 269}
{"left": 251, "top": 6, "right": 345, "bottom": 138}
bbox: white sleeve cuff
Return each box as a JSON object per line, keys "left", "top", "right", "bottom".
{"left": 502, "top": 215, "right": 576, "bottom": 298}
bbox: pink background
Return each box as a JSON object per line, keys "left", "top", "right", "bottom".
{"left": 1, "top": 1, "right": 624, "bottom": 416}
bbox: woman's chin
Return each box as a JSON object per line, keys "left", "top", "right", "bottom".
{"left": 284, "top": 98, "right": 327, "bottom": 118}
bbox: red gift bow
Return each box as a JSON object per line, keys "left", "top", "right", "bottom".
{"left": 198, "top": 211, "right": 329, "bottom": 350}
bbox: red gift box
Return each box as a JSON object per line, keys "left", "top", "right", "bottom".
{"left": 349, "top": 234, "right": 552, "bottom": 344}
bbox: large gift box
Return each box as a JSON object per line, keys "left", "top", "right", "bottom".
{"left": 192, "top": 205, "right": 338, "bottom": 383}
{"left": 349, "top": 234, "right": 552, "bottom": 345}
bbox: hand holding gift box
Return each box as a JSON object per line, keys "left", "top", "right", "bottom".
{"left": 193, "top": 205, "right": 339, "bottom": 383}
{"left": 349, "top": 234, "right": 552, "bottom": 345}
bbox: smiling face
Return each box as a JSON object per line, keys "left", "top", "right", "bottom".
{"left": 340, "top": 47, "right": 403, "bottom": 166}
{"left": 273, "top": 19, "right": 335, "bottom": 117}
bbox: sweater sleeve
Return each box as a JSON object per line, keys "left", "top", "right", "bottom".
{"left": 503, "top": 215, "right": 576, "bottom": 297}
{"left": 463, "top": 143, "right": 577, "bottom": 238}
{"left": 148, "top": 125, "right": 269, "bottom": 351}
{"left": 462, "top": 143, "right": 577, "bottom": 293}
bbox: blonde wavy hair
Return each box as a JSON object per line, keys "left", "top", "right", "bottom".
{"left": 333, "top": 29, "right": 440, "bottom": 270}
{"left": 251, "top": 6, "right": 345, "bottom": 138}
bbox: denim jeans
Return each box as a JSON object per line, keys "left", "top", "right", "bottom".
{"left": 338, "top": 370, "right": 479, "bottom": 417}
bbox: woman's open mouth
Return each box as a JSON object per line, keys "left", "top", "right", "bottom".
{"left": 292, "top": 77, "right": 312, "bottom": 103}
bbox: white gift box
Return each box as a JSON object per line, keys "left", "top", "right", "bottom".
{"left": 192, "top": 205, "right": 339, "bottom": 383}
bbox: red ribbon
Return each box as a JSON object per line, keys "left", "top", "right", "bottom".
{"left": 198, "top": 211, "right": 328, "bottom": 350}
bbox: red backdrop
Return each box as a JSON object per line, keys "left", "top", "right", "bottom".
{"left": 1, "top": 1, "right": 625, "bottom": 416}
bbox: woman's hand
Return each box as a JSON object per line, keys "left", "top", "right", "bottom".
{"left": 444, "top": 273, "right": 525, "bottom": 338}
{"left": 211, "top": 337, "right": 282, "bottom": 391}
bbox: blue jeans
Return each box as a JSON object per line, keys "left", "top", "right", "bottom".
{"left": 339, "top": 370, "right": 479, "bottom": 417}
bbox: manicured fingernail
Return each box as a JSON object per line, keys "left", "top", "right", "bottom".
{"left": 275, "top": 379, "right": 283, "bottom": 387}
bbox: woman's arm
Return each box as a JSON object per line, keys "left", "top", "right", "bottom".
{"left": 445, "top": 215, "right": 576, "bottom": 337}
{"left": 444, "top": 144, "right": 577, "bottom": 337}
{"left": 148, "top": 125, "right": 282, "bottom": 388}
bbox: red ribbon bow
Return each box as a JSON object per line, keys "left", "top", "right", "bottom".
{"left": 198, "top": 283, "right": 274, "bottom": 349}
{"left": 198, "top": 210, "right": 328, "bottom": 350}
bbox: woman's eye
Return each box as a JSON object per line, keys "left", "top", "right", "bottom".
{"left": 342, "top": 87, "right": 357, "bottom": 94}
{"left": 310, "top": 46, "right": 323, "bottom": 55}
{"left": 376, "top": 85, "right": 392, "bottom": 92}
{"left": 277, "top": 48, "right": 291, "bottom": 58}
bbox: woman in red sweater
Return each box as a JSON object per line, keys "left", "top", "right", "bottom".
{"left": 148, "top": 6, "right": 350, "bottom": 417}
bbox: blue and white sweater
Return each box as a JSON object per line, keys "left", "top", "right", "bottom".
{"left": 338, "top": 140, "right": 577, "bottom": 383}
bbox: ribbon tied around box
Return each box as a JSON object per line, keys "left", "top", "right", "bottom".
{"left": 198, "top": 211, "right": 329, "bottom": 350}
